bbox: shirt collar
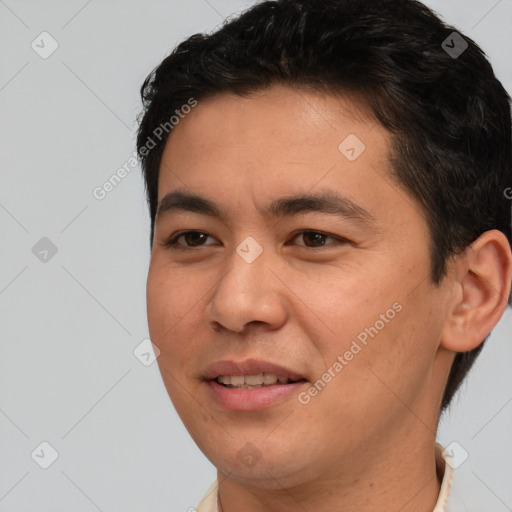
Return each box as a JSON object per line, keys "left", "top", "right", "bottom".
{"left": 196, "top": 442, "right": 454, "bottom": 512}
{"left": 433, "top": 441, "right": 455, "bottom": 511}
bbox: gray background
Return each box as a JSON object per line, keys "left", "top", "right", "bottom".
{"left": 1, "top": 1, "right": 511, "bottom": 510}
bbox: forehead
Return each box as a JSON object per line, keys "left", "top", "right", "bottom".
{"left": 167, "top": 85, "right": 379, "bottom": 145}
{"left": 157, "top": 85, "right": 392, "bottom": 199}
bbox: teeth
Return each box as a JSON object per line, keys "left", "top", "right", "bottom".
{"left": 216, "top": 373, "right": 291, "bottom": 388}
{"left": 263, "top": 372, "right": 278, "bottom": 385}
{"left": 230, "top": 375, "right": 245, "bottom": 386}
{"left": 245, "top": 373, "right": 264, "bottom": 385}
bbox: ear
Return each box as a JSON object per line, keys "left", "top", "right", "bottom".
{"left": 440, "top": 230, "right": 512, "bottom": 352}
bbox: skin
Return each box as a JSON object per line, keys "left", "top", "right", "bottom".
{"left": 146, "top": 84, "right": 512, "bottom": 511}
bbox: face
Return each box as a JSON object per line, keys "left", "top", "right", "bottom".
{"left": 146, "top": 84, "right": 454, "bottom": 489}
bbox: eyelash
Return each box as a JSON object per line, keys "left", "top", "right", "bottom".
{"left": 163, "top": 230, "right": 348, "bottom": 249}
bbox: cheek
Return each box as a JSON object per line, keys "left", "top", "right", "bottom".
{"left": 286, "top": 262, "right": 394, "bottom": 350}
{"left": 292, "top": 260, "right": 436, "bottom": 397}
{"left": 146, "top": 261, "right": 201, "bottom": 358}
{"left": 147, "top": 269, "right": 201, "bottom": 411}
{"left": 335, "top": 287, "right": 442, "bottom": 417}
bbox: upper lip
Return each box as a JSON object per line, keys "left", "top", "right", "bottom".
{"left": 203, "top": 358, "right": 307, "bottom": 382}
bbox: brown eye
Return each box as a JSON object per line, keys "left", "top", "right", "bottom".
{"left": 302, "top": 232, "right": 330, "bottom": 246}
{"left": 291, "top": 230, "right": 341, "bottom": 247}
{"left": 182, "top": 232, "right": 209, "bottom": 246}
{"left": 164, "top": 231, "right": 217, "bottom": 248}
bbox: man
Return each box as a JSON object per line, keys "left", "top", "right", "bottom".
{"left": 136, "top": 0, "right": 512, "bottom": 510}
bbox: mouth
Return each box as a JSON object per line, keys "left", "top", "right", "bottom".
{"left": 215, "top": 373, "right": 307, "bottom": 389}
{"left": 203, "top": 358, "right": 308, "bottom": 386}
{"left": 203, "top": 359, "right": 309, "bottom": 409}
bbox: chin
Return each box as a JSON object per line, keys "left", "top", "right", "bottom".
{"left": 203, "top": 435, "right": 317, "bottom": 487}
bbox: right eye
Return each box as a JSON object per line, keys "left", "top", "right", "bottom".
{"left": 163, "top": 231, "right": 219, "bottom": 249}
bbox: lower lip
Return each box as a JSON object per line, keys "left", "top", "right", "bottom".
{"left": 206, "top": 380, "right": 307, "bottom": 411}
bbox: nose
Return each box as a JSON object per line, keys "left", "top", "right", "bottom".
{"left": 206, "top": 246, "right": 288, "bottom": 334}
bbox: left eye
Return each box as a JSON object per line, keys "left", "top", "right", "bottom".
{"left": 289, "top": 230, "right": 343, "bottom": 247}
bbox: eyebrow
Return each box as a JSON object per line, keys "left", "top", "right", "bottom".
{"left": 156, "top": 190, "right": 375, "bottom": 225}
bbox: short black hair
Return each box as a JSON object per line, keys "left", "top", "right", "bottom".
{"left": 137, "top": 0, "right": 512, "bottom": 414}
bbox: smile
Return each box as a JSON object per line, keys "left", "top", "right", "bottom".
{"left": 216, "top": 373, "right": 302, "bottom": 388}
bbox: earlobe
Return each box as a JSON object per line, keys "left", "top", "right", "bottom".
{"left": 440, "top": 230, "right": 512, "bottom": 353}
